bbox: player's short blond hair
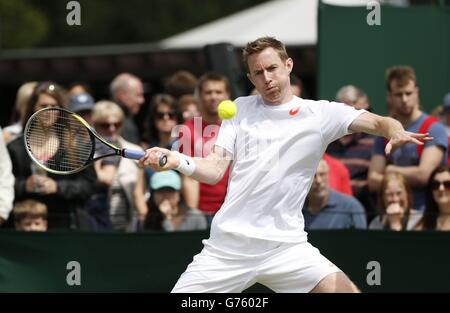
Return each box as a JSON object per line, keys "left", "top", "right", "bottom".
{"left": 242, "top": 37, "right": 289, "bottom": 72}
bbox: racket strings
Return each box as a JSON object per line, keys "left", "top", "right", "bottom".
{"left": 26, "top": 109, "right": 93, "bottom": 172}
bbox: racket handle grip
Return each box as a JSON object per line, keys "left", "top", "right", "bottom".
{"left": 123, "top": 149, "right": 145, "bottom": 160}
{"left": 123, "top": 149, "right": 168, "bottom": 167}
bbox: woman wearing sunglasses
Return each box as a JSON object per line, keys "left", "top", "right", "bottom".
{"left": 91, "top": 100, "right": 145, "bottom": 231}
{"left": 133, "top": 94, "right": 183, "bottom": 230}
{"left": 421, "top": 165, "right": 450, "bottom": 231}
{"left": 7, "top": 81, "right": 96, "bottom": 229}
{"left": 143, "top": 93, "right": 182, "bottom": 151}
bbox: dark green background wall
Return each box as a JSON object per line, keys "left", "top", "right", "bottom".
{"left": 318, "top": 3, "right": 450, "bottom": 115}
{"left": 1, "top": 230, "right": 449, "bottom": 292}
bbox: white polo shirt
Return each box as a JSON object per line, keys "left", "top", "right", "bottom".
{"left": 211, "top": 95, "right": 365, "bottom": 245}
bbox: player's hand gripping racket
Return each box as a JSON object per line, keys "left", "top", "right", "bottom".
{"left": 24, "top": 107, "right": 167, "bottom": 175}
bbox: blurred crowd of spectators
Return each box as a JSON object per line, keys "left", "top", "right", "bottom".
{"left": 1, "top": 65, "right": 449, "bottom": 233}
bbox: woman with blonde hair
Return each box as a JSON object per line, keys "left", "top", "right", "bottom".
{"left": 90, "top": 100, "right": 146, "bottom": 231}
{"left": 7, "top": 81, "right": 96, "bottom": 229}
{"left": 3, "top": 81, "right": 38, "bottom": 144}
{"left": 369, "top": 172, "right": 422, "bottom": 231}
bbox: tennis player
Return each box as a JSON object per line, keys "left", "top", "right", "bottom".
{"left": 140, "top": 37, "right": 430, "bottom": 293}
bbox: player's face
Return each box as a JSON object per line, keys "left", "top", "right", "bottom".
{"left": 198, "top": 80, "right": 230, "bottom": 116}
{"left": 387, "top": 80, "right": 419, "bottom": 118}
{"left": 247, "top": 47, "right": 293, "bottom": 105}
{"left": 432, "top": 171, "right": 450, "bottom": 208}
{"left": 16, "top": 217, "right": 48, "bottom": 232}
{"left": 383, "top": 180, "right": 408, "bottom": 211}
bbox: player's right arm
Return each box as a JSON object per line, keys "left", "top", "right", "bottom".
{"left": 139, "top": 145, "right": 232, "bottom": 185}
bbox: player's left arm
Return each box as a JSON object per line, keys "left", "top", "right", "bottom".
{"left": 385, "top": 121, "right": 447, "bottom": 186}
{"left": 348, "top": 111, "right": 431, "bottom": 155}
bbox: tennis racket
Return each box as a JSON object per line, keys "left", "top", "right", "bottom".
{"left": 24, "top": 107, "right": 167, "bottom": 175}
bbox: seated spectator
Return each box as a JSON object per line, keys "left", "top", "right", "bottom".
{"left": 131, "top": 94, "right": 183, "bottom": 231}
{"left": 421, "top": 165, "right": 450, "bottom": 231}
{"left": 142, "top": 94, "right": 182, "bottom": 185}
{"left": 143, "top": 93, "right": 182, "bottom": 150}
{"left": 327, "top": 85, "right": 376, "bottom": 218}
{"left": 68, "top": 82, "right": 92, "bottom": 96}
{"left": 67, "top": 94, "right": 107, "bottom": 231}
{"left": 369, "top": 173, "right": 422, "bottom": 231}
{"left": 0, "top": 126, "right": 14, "bottom": 227}
{"left": 13, "top": 199, "right": 48, "bottom": 232}
{"left": 3, "top": 81, "right": 37, "bottom": 144}
{"left": 335, "top": 85, "right": 371, "bottom": 111}
{"left": 7, "top": 81, "right": 96, "bottom": 229}
{"left": 109, "top": 73, "right": 145, "bottom": 144}
{"left": 178, "top": 94, "right": 200, "bottom": 121}
{"left": 144, "top": 170, "right": 207, "bottom": 232}
{"left": 164, "top": 70, "right": 198, "bottom": 99}
{"left": 369, "top": 66, "right": 448, "bottom": 212}
{"left": 303, "top": 159, "right": 367, "bottom": 230}
{"left": 91, "top": 100, "right": 144, "bottom": 232}
{"left": 178, "top": 73, "right": 231, "bottom": 226}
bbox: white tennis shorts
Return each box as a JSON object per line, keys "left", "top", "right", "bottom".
{"left": 171, "top": 236, "right": 341, "bottom": 293}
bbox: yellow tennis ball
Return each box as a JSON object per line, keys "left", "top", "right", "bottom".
{"left": 218, "top": 100, "right": 237, "bottom": 120}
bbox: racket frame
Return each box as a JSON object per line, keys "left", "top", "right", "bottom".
{"left": 24, "top": 107, "right": 126, "bottom": 175}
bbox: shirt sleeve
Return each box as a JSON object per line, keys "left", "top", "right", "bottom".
{"left": 426, "top": 122, "right": 448, "bottom": 152}
{"left": 317, "top": 101, "right": 366, "bottom": 145}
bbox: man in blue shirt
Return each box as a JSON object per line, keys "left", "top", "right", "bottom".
{"left": 304, "top": 159, "right": 367, "bottom": 230}
{"left": 369, "top": 66, "right": 448, "bottom": 211}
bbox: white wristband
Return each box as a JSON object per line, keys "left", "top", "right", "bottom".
{"left": 174, "top": 151, "right": 196, "bottom": 176}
